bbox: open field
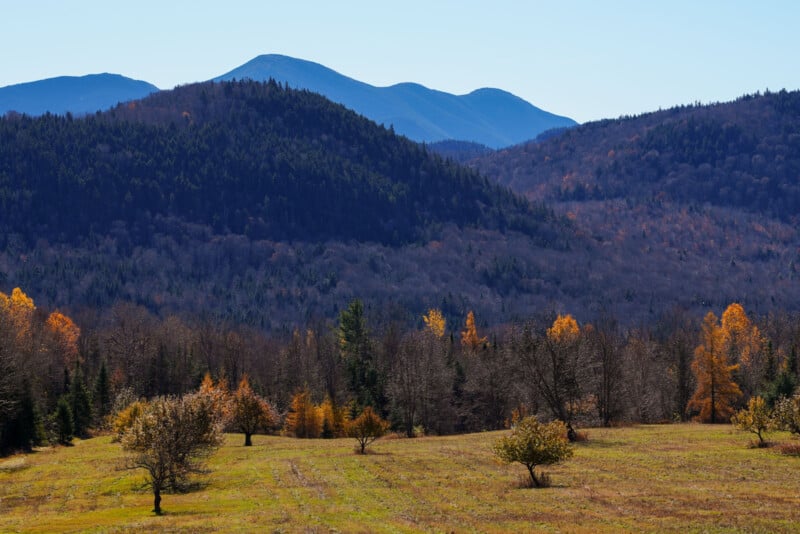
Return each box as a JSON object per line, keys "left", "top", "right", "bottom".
{"left": 1, "top": 424, "right": 799, "bottom": 533}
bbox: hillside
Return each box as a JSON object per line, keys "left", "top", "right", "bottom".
{"left": 2, "top": 82, "right": 799, "bottom": 329}
{"left": 464, "top": 90, "right": 800, "bottom": 320}
{"left": 0, "top": 79, "right": 545, "bottom": 247}
{"left": 214, "top": 54, "right": 577, "bottom": 148}
{"left": 0, "top": 79, "right": 575, "bottom": 329}
{"left": 0, "top": 73, "right": 159, "bottom": 116}
{"left": 472, "top": 90, "right": 800, "bottom": 219}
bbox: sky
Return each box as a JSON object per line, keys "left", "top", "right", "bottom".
{"left": 2, "top": 1, "right": 799, "bottom": 123}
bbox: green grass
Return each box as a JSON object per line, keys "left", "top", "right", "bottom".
{"left": 1, "top": 424, "right": 799, "bottom": 532}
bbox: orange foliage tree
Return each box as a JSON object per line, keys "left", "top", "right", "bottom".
{"left": 688, "top": 312, "right": 742, "bottom": 423}
{"left": 197, "top": 372, "right": 232, "bottom": 426}
{"left": 46, "top": 311, "right": 81, "bottom": 368}
{"left": 461, "top": 311, "right": 487, "bottom": 350}
{"left": 284, "top": 386, "right": 322, "bottom": 438}
{"left": 231, "top": 375, "right": 276, "bottom": 446}
{"left": 347, "top": 406, "right": 389, "bottom": 454}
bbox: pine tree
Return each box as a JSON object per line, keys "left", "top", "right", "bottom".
{"left": 339, "top": 299, "right": 384, "bottom": 412}
{"left": 55, "top": 397, "right": 74, "bottom": 445}
{"left": 69, "top": 364, "right": 93, "bottom": 437}
{"left": 94, "top": 360, "right": 111, "bottom": 422}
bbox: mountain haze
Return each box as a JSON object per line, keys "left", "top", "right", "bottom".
{"left": 0, "top": 73, "right": 159, "bottom": 116}
{"left": 215, "top": 54, "right": 577, "bottom": 148}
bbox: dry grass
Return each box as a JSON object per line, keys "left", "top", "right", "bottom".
{"left": 1, "top": 424, "right": 799, "bottom": 532}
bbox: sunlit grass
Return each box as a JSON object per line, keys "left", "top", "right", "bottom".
{"left": 1, "top": 424, "right": 799, "bottom": 532}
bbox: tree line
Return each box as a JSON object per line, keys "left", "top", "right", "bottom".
{"left": 2, "top": 286, "right": 799, "bottom": 455}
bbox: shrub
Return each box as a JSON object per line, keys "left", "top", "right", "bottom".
{"left": 347, "top": 406, "right": 389, "bottom": 454}
{"left": 492, "top": 416, "right": 573, "bottom": 488}
{"left": 731, "top": 396, "right": 774, "bottom": 445}
{"left": 773, "top": 395, "right": 800, "bottom": 435}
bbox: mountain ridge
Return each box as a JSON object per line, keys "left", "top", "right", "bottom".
{"left": 0, "top": 73, "right": 159, "bottom": 116}
{"left": 213, "top": 54, "right": 577, "bottom": 148}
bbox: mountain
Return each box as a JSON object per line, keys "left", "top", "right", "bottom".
{"left": 0, "top": 73, "right": 159, "bottom": 116}
{"left": 214, "top": 54, "right": 577, "bottom": 148}
{"left": 468, "top": 89, "right": 800, "bottom": 319}
{"left": 3, "top": 79, "right": 798, "bottom": 331}
{"left": 0, "top": 79, "right": 572, "bottom": 329}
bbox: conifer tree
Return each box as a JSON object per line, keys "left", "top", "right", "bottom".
{"left": 688, "top": 312, "right": 742, "bottom": 423}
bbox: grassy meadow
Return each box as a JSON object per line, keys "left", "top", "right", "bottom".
{"left": 1, "top": 424, "right": 799, "bottom": 533}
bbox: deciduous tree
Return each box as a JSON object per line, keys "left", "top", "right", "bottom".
{"left": 231, "top": 375, "right": 276, "bottom": 446}
{"left": 121, "top": 393, "right": 223, "bottom": 515}
{"left": 284, "top": 386, "right": 322, "bottom": 438}
{"left": 688, "top": 312, "right": 742, "bottom": 423}
{"left": 461, "top": 311, "right": 487, "bottom": 350}
{"left": 347, "top": 406, "right": 389, "bottom": 454}
{"left": 731, "top": 396, "right": 773, "bottom": 445}
{"left": 492, "top": 416, "right": 573, "bottom": 487}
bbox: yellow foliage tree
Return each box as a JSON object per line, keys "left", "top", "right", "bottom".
{"left": 461, "top": 311, "right": 487, "bottom": 350}
{"left": 423, "top": 308, "right": 446, "bottom": 338}
{"left": 319, "top": 395, "right": 349, "bottom": 438}
{"left": 284, "top": 386, "right": 323, "bottom": 438}
{"left": 347, "top": 406, "right": 390, "bottom": 454}
{"left": 546, "top": 314, "right": 580, "bottom": 344}
{"left": 688, "top": 312, "right": 742, "bottom": 423}
{"left": 720, "top": 303, "right": 763, "bottom": 365}
{"left": 0, "top": 287, "right": 35, "bottom": 344}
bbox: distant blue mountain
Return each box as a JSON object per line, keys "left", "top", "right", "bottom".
{"left": 0, "top": 73, "right": 159, "bottom": 116}
{"left": 214, "top": 55, "right": 577, "bottom": 148}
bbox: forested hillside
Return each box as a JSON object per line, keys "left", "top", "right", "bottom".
{"left": 473, "top": 90, "right": 800, "bottom": 220}
{"left": 0, "top": 80, "right": 545, "bottom": 247}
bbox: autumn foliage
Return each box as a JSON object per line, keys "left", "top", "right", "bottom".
{"left": 231, "top": 375, "right": 276, "bottom": 446}
{"left": 284, "top": 387, "right": 323, "bottom": 439}
{"left": 461, "top": 311, "right": 487, "bottom": 350}
{"left": 688, "top": 311, "right": 743, "bottom": 423}
{"left": 423, "top": 308, "right": 446, "bottom": 338}
{"left": 347, "top": 406, "right": 390, "bottom": 454}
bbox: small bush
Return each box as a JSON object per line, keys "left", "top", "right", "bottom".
{"left": 347, "top": 406, "right": 389, "bottom": 454}
{"left": 732, "top": 396, "right": 773, "bottom": 445}
{"left": 493, "top": 416, "right": 573, "bottom": 488}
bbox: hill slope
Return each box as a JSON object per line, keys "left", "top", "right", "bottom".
{"left": 0, "top": 73, "right": 159, "bottom": 116}
{"left": 467, "top": 90, "right": 800, "bottom": 319}
{"left": 0, "top": 79, "right": 546, "bottom": 247}
{"left": 472, "top": 90, "right": 800, "bottom": 219}
{"left": 214, "top": 54, "right": 577, "bottom": 148}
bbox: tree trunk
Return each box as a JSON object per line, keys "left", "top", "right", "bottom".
{"left": 153, "top": 487, "right": 162, "bottom": 515}
{"left": 244, "top": 432, "right": 252, "bottom": 446}
{"left": 527, "top": 464, "right": 540, "bottom": 487}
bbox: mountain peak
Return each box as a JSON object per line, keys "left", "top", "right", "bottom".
{"left": 214, "top": 54, "right": 577, "bottom": 148}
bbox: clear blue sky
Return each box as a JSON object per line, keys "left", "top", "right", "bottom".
{"left": 3, "top": 0, "right": 798, "bottom": 123}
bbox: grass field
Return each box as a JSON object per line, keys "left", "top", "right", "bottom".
{"left": 1, "top": 424, "right": 799, "bottom": 533}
